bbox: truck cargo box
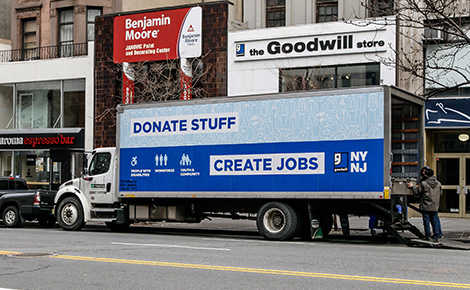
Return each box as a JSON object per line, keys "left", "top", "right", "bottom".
{"left": 116, "top": 86, "right": 424, "bottom": 199}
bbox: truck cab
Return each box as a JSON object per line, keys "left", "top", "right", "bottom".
{"left": 55, "top": 147, "right": 117, "bottom": 230}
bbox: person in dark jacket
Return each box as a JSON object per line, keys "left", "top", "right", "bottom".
{"left": 407, "top": 166, "right": 443, "bottom": 242}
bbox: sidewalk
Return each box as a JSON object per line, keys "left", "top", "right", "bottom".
{"left": 342, "top": 216, "right": 470, "bottom": 249}
{"left": 412, "top": 217, "right": 470, "bottom": 240}
{"left": 346, "top": 216, "right": 470, "bottom": 239}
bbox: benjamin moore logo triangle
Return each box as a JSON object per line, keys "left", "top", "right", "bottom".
{"left": 187, "top": 25, "right": 195, "bottom": 32}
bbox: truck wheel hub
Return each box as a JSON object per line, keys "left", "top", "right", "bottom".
{"left": 62, "top": 204, "right": 77, "bottom": 224}
{"left": 264, "top": 208, "right": 285, "bottom": 233}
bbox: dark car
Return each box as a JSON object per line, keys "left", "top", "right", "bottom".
{"left": 0, "top": 177, "right": 56, "bottom": 228}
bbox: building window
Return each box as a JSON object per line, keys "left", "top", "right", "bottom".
{"left": 280, "top": 63, "right": 380, "bottom": 92}
{"left": 87, "top": 8, "right": 101, "bottom": 41}
{"left": 15, "top": 79, "right": 85, "bottom": 129}
{"left": 266, "top": 0, "right": 285, "bottom": 27}
{"left": 22, "top": 19, "right": 37, "bottom": 59}
{"left": 64, "top": 79, "right": 85, "bottom": 127}
{"left": 16, "top": 81, "right": 61, "bottom": 129}
{"left": 0, "top": 84, "right": 14, "bottom": 129}
{"left": 369, "top": 0, "right": 394, "bottom": 17}
{"left": 14, "top": 150, "right": 51, "bottom": 188}
{"left": 316, "top": 0, "right": 338, "bottom": 23}
{"left": 59, "top": 9, "right": 74, "bottom": 56}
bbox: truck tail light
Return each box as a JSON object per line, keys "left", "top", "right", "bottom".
{"left": 33, "top": 192, "right": 41, "bottom": 206}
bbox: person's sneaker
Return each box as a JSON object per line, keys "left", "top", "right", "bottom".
{"left": 432, "top": 237, "right": 443, "bottom": 243}
{"left": 424, "top": 236, "right": 431, "bottom": 241}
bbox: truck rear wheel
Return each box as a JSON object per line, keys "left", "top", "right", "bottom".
{"left": 57, "top": 197, "right": 85, "bottom": 231}
{"left": 257, "top": 202, "right": 299, "bottom": 241}
{"left": 3, "top": 206, "right": 21, "bottom": 227}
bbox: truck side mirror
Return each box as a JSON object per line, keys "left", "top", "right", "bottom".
{"left": 82, "top": 152, "right": 88, "bottom": 175}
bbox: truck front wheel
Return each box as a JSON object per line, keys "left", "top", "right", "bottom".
{"left": 257, "top": 202, "right": 299, "bottom": 241}
{"left": 3, "top": 206, "right": 22, "bottom": 227}
{"left": 57, "top": 197, "right": 85, "bottom": 231}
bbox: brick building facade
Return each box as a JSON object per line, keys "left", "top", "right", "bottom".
{"left": 94, "top": 2, "right": 229, "bottom": 148}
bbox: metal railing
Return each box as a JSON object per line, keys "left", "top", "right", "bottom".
{"left": 0, "top": 43, "right": 88, "bottom": 63}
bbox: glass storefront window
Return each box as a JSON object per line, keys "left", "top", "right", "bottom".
{"left": 64, "top": 79, "right": 85, "bottom": 127}
{"left": 280, "top": 67, "right": 335, "bottom": 91}
{"left": 2, "top": 79, "right": 86, "bottom": 129}
{"left": 280, "top": 63, "right": 380, "bottom": 92}
{"left": 436, "top": 158, "right": 459, "bottom": 185}
{"left": 0, "top": 151, "right": 12, "bottom": 176}
{"left": 16, "top": 81, "right": 61, "bottom": 129}
{"left": 337, "top": 64, "right": 380, "bottom": 87}
{"left": 14, "top": 150, "right": 50, "bottom": 189}
{"left": 0, "top": 84, "right": 14, "bottom": 129}
{"left": 434, "top": 132, "right": 470, "bottom": 153}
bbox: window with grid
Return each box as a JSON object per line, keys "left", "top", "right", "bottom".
{"left": 87, "top": 8, "right": 101, "bottom": 41}
{"left": 369, "top": 0, "right": 394, "bottom": 17}
{"left": 266, "top": 0, "right": 285, "bottom": 27}
{"left": 22, "top": 19, "right": 36, "bottom": 49}
{"left": 316, "top": 0, "right": 338, "bottom": 23}
{"left": 22, "top": 19, "right": 37, "bottom": 59}
{"left": 59, "top": 9, "right": 74, "bottom": 56}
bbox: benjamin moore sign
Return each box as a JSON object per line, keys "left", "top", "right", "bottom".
{"left": 235, "top": 28, "right": 389, "bottom": 61}
{"left": 113, "top": 7, "right": 202, "bottom": 63}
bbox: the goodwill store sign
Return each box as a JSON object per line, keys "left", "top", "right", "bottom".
{"left": 113, "top": 7, "right": 202, "bottom": 63}
{"left": 234, "top": 28, "right": 390, "bottom": 61}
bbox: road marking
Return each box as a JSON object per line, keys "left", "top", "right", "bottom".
{"left": 111, "top": 242, "right": 231, "bottom": 251}
{"left": 2, "top": 250, "right": 470, "bottom": 288}
{"left": 201, "top": 237, "right": 313, "bottom": 245}
{"left": 0, "top": 251, "right": 21, "bottom": 255}
{"left": 50, "top": 254, "right": 470, "bottom": 288}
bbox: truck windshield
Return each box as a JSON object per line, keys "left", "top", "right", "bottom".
{"left": 89, "top": 153, "right": 111, "bottom": 175}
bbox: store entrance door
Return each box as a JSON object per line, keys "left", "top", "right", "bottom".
{"left": 434, "top": 155, "right": 470, "bottom": 218}
{"left": 50, "top": 150, "right": 71, "bottom": 191}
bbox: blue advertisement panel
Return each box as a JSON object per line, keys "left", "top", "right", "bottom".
{"left": 425, "top": 98, "right": 470, "bottom": 128}
{"left": 119, "top": 91, "right": 385, "bottom": 193}
{"left": 119, "top": 139, "right": 383, "bottom": 192}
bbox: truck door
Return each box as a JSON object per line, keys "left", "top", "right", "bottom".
{"left": 83, "top": 152, "right": 114, "bottom": 204}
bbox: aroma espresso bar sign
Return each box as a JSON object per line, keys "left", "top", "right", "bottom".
{"left": 235, "top": 29, "right": 388, "bottom": 61}
{"left": 0, "top": 130, "right": 84, "bottom": 149}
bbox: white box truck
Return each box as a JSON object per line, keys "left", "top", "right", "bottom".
{"left": 54, "top": 86, "right": 425, "bottom": 241}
